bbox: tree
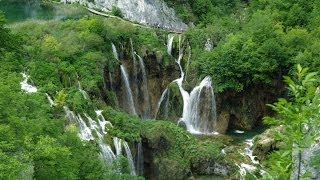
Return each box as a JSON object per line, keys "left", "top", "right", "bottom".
{"left": 32, "top": 136, "right": 78, "bottom": 179}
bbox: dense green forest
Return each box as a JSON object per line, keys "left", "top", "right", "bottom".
{"left": 0, "top": 0, "right": 320, "bottom": 179}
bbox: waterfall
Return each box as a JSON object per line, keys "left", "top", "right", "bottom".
{"left": 184, "top": 44, "right": 192, "bottom": 80}
{"left": 131, "top": 39, "right": 139, "bottom": 115}
{"left": 120, "top": 65, "right": 137, "bottom": 115}
{"left": 157, "top": 35, "right": 218, "bottom": 134}
{"left": 20, "top": 72, "right": 37, "bottom": 93}
{"left": 111, "top": 43, "right": 119, "bottom": 61}
{"left": 45, "top": 93, "right": 55, "bottom": 107}
{"left": 85, "top": 113, "right": 118, "bottom": 166}
{"left": 63, "top": 106, "right": 94, "bottom": 141}
{"left": 167, "top": 34, "right": 174, "bottom": 56}
{"left": 184, "top": 76, "right": 217, "bottom": 134}
{"left": 136, "top": 140, "right": 144, "bottom": 176}
{"left": 63, "top": 106, "right": 116, "bottom": 166}
{"left": 136, "top": 53, "right": 151, "bottom": 119}
{"left": 123, "top": 141, "right": 136, "bottom": 176}
{"left": 204, "top": 38, "right": 213, "bottom": 51}
{"left": 241, "top": 139, "right": 259, "bottom": 164}
{"left": 95, "top": 110, "right": 113, "bottom": 134}
{"left": 109, "top": 72, "right": 114, "bottom": 91}
{"left": 113, "top": 137, "right": 123, "bottom": 156}
{"left": 78, "top": 81, "right": 89, "bottom": 100}
{"left": 99, "top": 143, "right": 116, "bottom": 166}
{"left": 111, "top": 42, "right": 137, "bottom": 116}
{"left": 154, "top": 88, "right": 169, "bottom": 119}
{"left": 63, "top": 86, "right": 137, "bottom": 174}
{"left": 76, "top": 114, "right": 95, "bottom": 141}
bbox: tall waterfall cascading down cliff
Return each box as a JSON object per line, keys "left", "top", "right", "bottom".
{"left": 136, "top": 53, "right": 151, "bottom": 119}
{"left": 111, "top": 42, "right": 153, "bottom": 119}
{"left": 112, "top": 42, "right": 138, "bottom": 115}
{"left": 120, "top": 65, "right": 137, "bottom": 115}
{"left": 158, "top": 35, "right": 218, "bottom": 134}
{"left": 110, "top": 36, "right": 218, "bottom": 134}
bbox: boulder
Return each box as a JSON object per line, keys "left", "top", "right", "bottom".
{"left": 252, "top": 126, "right": 283, "bottom": 160}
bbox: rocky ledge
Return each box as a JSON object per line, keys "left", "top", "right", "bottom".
{"left": 63, "top": 0, "right": 188, "bottom": 32}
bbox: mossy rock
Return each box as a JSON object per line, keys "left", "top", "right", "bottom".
{"left": 154, "top": 154, "right": 191, "bottom": 180}
{"left": 156, "top": 82, "right": 183, "bottom": 122}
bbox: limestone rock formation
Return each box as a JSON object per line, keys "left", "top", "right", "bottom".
{"left": 64, "top": 0, "right": 188, "bottom": 32}
{"left": 290, "top": 138, "right": 320, "bottom": 179}
{"left": 252, "top": 126, "right": 284, "bottom": 160}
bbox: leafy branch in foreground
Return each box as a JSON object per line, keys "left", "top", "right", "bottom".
{"left": 262, "top": 64, "right": 320, "bottom": 179}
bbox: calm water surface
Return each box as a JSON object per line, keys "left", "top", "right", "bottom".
{"left": 0, "top": 0, "right": 87, "bottom": 23}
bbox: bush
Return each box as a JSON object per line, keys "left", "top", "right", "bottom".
{"left": 112, "top": 6, "right": 124, "bottom": 18}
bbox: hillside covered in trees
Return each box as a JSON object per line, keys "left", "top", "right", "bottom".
{"left": 0, "top": 0, "right": 320, "bottom": 179}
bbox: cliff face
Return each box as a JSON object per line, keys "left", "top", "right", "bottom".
{"left": 103, "top": 41, "right": 180, "bottom": 119}
{"left": 64, "top": 0, "right": 188, "bottom": 32}
{"left": 101, "top": 38, "right": 283, "bottom": 133}
{"left": 216, "top": 82, "right": 285, "bottom": 130}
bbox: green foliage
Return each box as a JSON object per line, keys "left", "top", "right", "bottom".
{"left": 164, "top": 0, "right": 241, "bottom": 24}
{"left": 111, "top": 6, "right": 124, "bottom": 18}
{"left": 262, "top": 64, "right": 320, "bottom": 179}
{"left": 0, "top": 14, "right": 147, "bottom": 179}
{"left": 32, "top": 136, "right": 77, "bottom": 179}
{"left": 54, "top": 90, "right": 67, "bottom": 107}
{"left": 179, "top": 0, "right": 320, "bottom": 93}
{"left": 112, "top": 155, "right": 130, "bottom": 174}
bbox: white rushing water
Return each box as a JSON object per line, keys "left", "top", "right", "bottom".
{"left": 184, "top": 76, "right": 217, "bottom": 134}
{"left": 113, "top": 137, "right": 123, "bottom": 156}
{"left": 167, "top": 34, "right": 174, "bottom": 56}
{"left": 78, "top": 81, "right": 89, "bottom": 100}
{"left": 236, "top": 138, "right": 260, "bottom": 179}
{"left": 20, "top": 73, "right": 37, "bottom": 93}
{"left": 123, "top": 141, "right": 137, "bottom": 176}
{"left": 99, "top": 143, "right": 116, "bottom": 166}
{"left": 112, "top": 43, "right": 119, "bottom": 61}
{"left": 136, "top": 140, "right": 144, "bottom": 176}
{"left": 95, "top": 110, "right": 113, "bottom": 134}
{"left": 112, "top": 42, "right": 137, "bottom": 116}
{"left": 76, "top": 114, "right": 95, "bottom": 141}
{"left": 64, "top": 103, "right": 137, "bottom": 175}
{"left": 136, "top": 53, "right": 151, "bottom": 118}
{"left": 160, "top": 34, "right": 218, "bottom": 134}
{"left": 236, "top": 163, "right": 257, "bottom": 179}
{"left": 131, "top": 39, "right": 139, "bottom": 115}
{"left": 235, "top": 130, "right": 245, "bottom": 134}
{"left": 120, "top": 65, "right": 137, "bottom": 115}
{"left": 154, "top": 88, "right": 169, "bottom": 118}
{"left": 45, "top": 93, "right": 55, "bottom": 107}
{"left": 63, "top": 106, "right": 94, "bottom": 141}
{"left": 241, "top": 139, "right": 259, "bottom": 164}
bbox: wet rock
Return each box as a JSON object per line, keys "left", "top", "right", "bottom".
{"left": 216, "top": 82, "right": 285, "bottom": 130}
{"left": 190, "top": 158, "right": 234, "bottom": 177}
{"left": 215, "top": 111, "right": 230, "bottom": 134}
{"left": 178, "top": 120, "right": 187, "bottom": 130}
{"left": 290, "top": 138, "right": 320, "bottom": 180}
{"left": 156, "top": 82, "right": 183, "bottom": 122}
{"left": 252, "top": 126, "right": 284, "bottom": 160}
{"left": 104, "top": 41, "right": 180, "bottom": 119}
{"left": 64, "top": 0, "right": 188, "bottom": 32}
